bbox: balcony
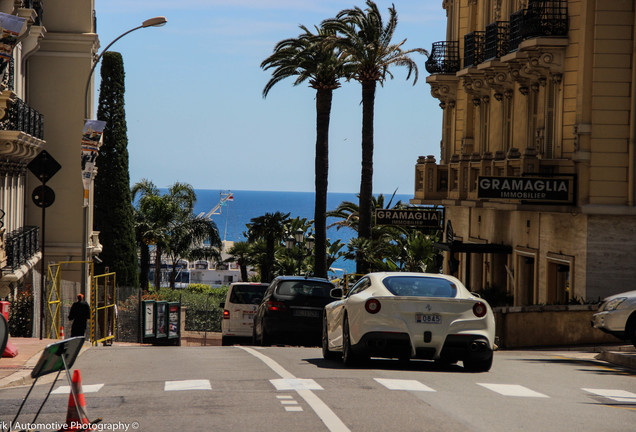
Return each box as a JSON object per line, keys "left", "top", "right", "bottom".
{"left": 0, "top": 91, "right": 45, "bottom": 162}
{"left": 425, "top": 41, "right": 460, "bottom": 74}
{"left": 414, "top": 152, "right": 575, "bottom": 205}
{"left": 464, "top": 32, "right": 485, "bottom": 68}
{"left": 484, "top": 21, "right": 510, "bottom": 61}
{"left": 3, "top": 226, "right": 40, "bottom": 271}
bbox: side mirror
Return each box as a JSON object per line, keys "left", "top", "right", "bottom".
{"left": 330, "top": 288, "right": 344, "bottom": 299}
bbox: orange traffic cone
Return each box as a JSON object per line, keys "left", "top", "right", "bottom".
{"left": 60, "top": 325, "right": 64, "bottom": 339}
{"left": 60, "top": 369, "right": 92, "bottom": 431}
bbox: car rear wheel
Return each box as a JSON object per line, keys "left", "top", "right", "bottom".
{"left": 463, "top": 352, "right": 493, "bottom": 372}
{"left": 322, "top": 314, "right": 340, "bottom": 361}
{"left": 342, "top": 316, "right": 366, "bottom": 366}
{"left": 221, "top": 336, "right": 233, "bottom": 346}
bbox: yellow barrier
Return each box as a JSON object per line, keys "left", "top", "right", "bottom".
{"left": 92, "top": 271, "right": 117, "bottom": 346}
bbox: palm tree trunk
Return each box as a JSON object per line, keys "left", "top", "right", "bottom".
{"left": 358, "top": 80, "right": 376, "bottom": 273}
{"left": 314, "top": 88, "right": 333, "bottom": 279}
{"left": 140, "top": 243, "right": 150, "bottom": 291}
{"left": 240, "top": 263, "right": 248, "bottom": 282}
{"left": 154, "top": 244, "right": 162, "bottom": 289}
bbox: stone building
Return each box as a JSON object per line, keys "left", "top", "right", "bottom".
{"left": 413, "top": 0, "right": 636, "bottom": 305}
{"left": 0, "top": 0, "right": 98, "bottom": 337}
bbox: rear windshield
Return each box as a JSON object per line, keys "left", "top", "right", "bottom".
{"left": 275, "top": 281, "right": 333, "bottom": 298}
{"left": 382, "top": 276, "right": 457, "bottom": 298}
{"left": 229, "top": 285, "right": 268, "bottom": 304}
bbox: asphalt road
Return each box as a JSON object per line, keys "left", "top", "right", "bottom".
{"left": 0, "top": 345, "right": 634, "bottom": 432}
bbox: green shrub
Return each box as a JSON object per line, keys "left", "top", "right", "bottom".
{"left": 153, "top": 286, "right": 229, "bottom": 332}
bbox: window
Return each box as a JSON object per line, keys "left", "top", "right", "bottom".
{"left": 348, "top": 277, "right": 370, "bottom": 297}
{"left": 382, "top": 276, "right": 457, "bottom": 298}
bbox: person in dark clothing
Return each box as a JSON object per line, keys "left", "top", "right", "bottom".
{"left": 68, "top": 293, "right": 91, "bottom": 337}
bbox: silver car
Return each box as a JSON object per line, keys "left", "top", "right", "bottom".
{"left": 591, "top": 290, "right": 636, "bottom": 348}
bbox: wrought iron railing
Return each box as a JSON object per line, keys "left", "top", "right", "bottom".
{"left": 4, "top": 226, "right": 40, "bottom": 270}
{"left": 0, "top": 97, "right": 44, "bottom": 139}
{"left": 523, "top": 0, "right": 568, "bottom": 38}
{"left": 464, "top": 31, "right": 485, "bottom": 68}
{"left": 1, "top": 57, "right": 14, "bottom": 91}
{"left": 508, "top": 10, "right": 525, "bottom": 52}
{"left": 484, "top": 21, "right": 510, "bottom": 60}
{"left": 425, "top": 41, "right": 460, "bottom": 74}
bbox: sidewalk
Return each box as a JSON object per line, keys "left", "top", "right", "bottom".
{"left": 1, "top": 337, "right": 634, "bottom": 389}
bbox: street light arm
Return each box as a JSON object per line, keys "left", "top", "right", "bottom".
{"left": 83, "top": 16, "right": 167, "bottom": 119}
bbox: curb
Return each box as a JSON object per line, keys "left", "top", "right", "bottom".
{"left": 0, "top": 343, "right": 92, "bottom": 389}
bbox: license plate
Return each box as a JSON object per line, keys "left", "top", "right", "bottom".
{"left": 293, "top": 309, "right": 320, "bottom": 318}
{"left": 243, "top": 312, "right": 255, "bottom": 320}
{"left": 416, "top": 313, "right": 441, "bottom": 324}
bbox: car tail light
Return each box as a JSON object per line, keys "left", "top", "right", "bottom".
{"left": 267, "top": 301, "right": 287, "bottom": 312}
{"left": 223, "top": 309, "right": 230, "bottom": 320}
{"left": 473, "top": 301, "right": 487, "bottom": 318}
{"left": 365, "top": 299, "right": 381, "bottom": 314}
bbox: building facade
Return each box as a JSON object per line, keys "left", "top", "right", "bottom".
{"left": 0, "top": 0, "right": 98, "bottom": 337}
{"left": 413, "top": 0, "right": 636, "bottom": 305}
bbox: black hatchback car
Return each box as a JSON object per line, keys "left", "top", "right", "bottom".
{"left": 253, "top": 276, "right": 337, "bottom": 346}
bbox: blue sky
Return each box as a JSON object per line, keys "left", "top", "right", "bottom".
{"left": 95, "top": 0, "right": 446, "bottom": 195}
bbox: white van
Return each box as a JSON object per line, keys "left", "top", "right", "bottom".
{"left": 220, "top": 282, "right": 269, "bottom": 346}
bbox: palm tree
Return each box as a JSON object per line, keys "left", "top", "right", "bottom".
{"left": 132, "top": 180, "right": 170, "bottom": 290}
{"left": 247, "top": 212, "right": 290, "bottom": 282}
{"left": 323, "top": 1, "right": 428, "bottom": 273}
{"left": 261, "top": 24, "right": 350, "bottom": 280}
{"left": 165, "top": 215, "right": 222, "bottom": 289}
{"left": 225, "top": 241, "right": 254, "bottom": 282}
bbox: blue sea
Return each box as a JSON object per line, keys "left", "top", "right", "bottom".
{"left": 190, "top": 189, "right": 413, "bottom": 275}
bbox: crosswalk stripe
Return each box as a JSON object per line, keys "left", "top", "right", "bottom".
{"left": 270, "top": 378, "right": 323, "bottom": 391}
{"left": 374, "top": 378, "right": 435, "bottom": 392}
{"left": 164, "top": 379, "right": 211, "bottom": 391}
{"left": 51, "top": 384, "right": 104, "bottom": 395}
{"left": 582, "top": 388, "right": 636, "bottom": 403}
{"left": 478, "top": 383, "right": 549, "bottom": 398}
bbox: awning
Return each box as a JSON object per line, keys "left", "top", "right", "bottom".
{"left": 433, "top": 241, "right": 512, "bottom": 254}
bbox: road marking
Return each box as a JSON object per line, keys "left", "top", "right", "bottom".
{"left": 374, "top": 378, "right": 435, "bottom": 392}
{"left": 164, "top": 379, "right": 211, "bottom": 391}
{"left": 52, "top": 384, "right": 104, "bottom": 395}
{"left": 271, "top": 378, "right": 323, "bottom": 391}
{"left": 285, "top": 406, "right": 304, "bottom": 412}
{"left": 583, "top": 388, "right": 636, "bottom": 403}
{"left": 277, "top": 395, "right": 294, "bottom": 399}
{"left": 478, "top": 383, "right": 549, "bottom": 398}
{"left": 240, "top": 346, "right": 350, "bottom": 432}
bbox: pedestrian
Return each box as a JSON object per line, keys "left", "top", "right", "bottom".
{"left": 68, "top": 293, "right": 91, "bottom": 338}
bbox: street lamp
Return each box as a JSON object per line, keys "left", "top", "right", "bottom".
{"left": 285, "top": 229, "right": 315, "bottom": 275}
{"left": 81, "top": 16, "right": 167, "bottom": 295}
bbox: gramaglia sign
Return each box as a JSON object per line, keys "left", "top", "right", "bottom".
{"left": 375, "top": 208, "right": 443, "bottom": 229}
{"left": 477, "top": 176, "right": 572, "bottom": 202}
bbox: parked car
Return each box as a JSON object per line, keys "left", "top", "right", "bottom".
{"left": 220, "top": 282, "right": 269, "bottom": 346}
{"left": 322, "top": 272, "right": 496, "bottom": 372}
{"left": 591, "top": 290, "right": 636, "bottom": 348}
{"left": 252, "top": 276, "right": 337, "bottom": 346}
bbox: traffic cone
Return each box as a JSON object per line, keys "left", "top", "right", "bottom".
{"left": 60, "top": 369, "right": 92, "bottom": 431}
{"left": 60, "top": 325, "right": 64, "bottom": 339}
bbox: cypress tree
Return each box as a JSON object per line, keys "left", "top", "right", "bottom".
{"left": 94, "top": 51, "right": 139, "bottom": 288}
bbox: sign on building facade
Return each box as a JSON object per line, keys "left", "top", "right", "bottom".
{"left": 375, "top": 208, "right": 444, "bottom": 229}
{"left": 477, "top": 176, "right": 573, "bottom": 203}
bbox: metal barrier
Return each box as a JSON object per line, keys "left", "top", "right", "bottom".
{"left": 46, "top": 261, "right": 95, "bottom": 339}
{"left": 92, "top": 271, "right": 117, "bottom": 346}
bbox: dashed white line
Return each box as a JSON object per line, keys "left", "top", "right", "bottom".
{"left": 374, "top": 378, "right": 436, "bottom": 392}
{"left": 52, "top": 384, "right": 104, "bottom": 395}
{"left": 270, "top": 378, "right": 324, "bottom": 391}
{"left": 583, "top": 388, "right": 636, "bottom": 403}
{"left": 478, "top": 383, "right": 549, "bottom": 398}
{"left": 164, "top": 379, "right": 211, "bottom": 391}
{"left": 239, "top": 346, "right": 349, "bottom": 431}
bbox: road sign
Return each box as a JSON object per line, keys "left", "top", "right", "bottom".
{"left": 27, "top": 150, "right": 61, "bottom": 184}
{"left": 32, "top": 185, "right": 55, "bottom": 208}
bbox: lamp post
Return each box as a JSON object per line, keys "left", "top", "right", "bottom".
{"left": 285, "top": 229, "right": 315, "bottom": 275}
{"left": 80, "top": 16, "right": 167, "bottom": 296}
